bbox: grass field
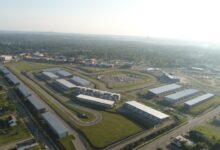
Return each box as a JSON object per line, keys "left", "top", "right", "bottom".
{"left": 79, "top": 111, "right": 143, "bottom": 148}
{"left": 76, "top": 66, "right": 110, "bottom": 73}
{"left": 6, "top": 61, "right": 144, "bottom": 148}
{"left": 59, "top": 135, "right": 76, "bottom": 150}
{"left": 193, "top": 124, "right": 220, "bottom": 141}
{"left": 0, "top": 119, "right": 31, "bottom": 145}
{"left": 187, "top": 97, "right": 220, "bottom": 115}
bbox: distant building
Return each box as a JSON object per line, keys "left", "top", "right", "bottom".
{"left": 53, "top": 79, "right": 76, "bottom": 92}
{"left": 70, "top": 76, "right": 90, "bottom": 86}
{"left": 122, "top": 101, "right": 169, "bottom": 125}
{"left": 76, "top": 94, "right": 115, "bottom": 109}
{"left": 184, "top": 93, "right": 214, "bottom": 108}
{"left": 0, "top": 55, "right": 13, "bottom": 63}
{"left": 148, "top": 84, "right": 182, "bottom": 97}
{"left": 165, "top": 89, "right": 199, "bottom": 104}
{"left": 26, "top": 95, "right": 46, "bottom": 113}
{"left": 42, "top": 112, "right": 68, "bottom": 139}
{"left": 55, "top": 70, "right": 72, "bottom": 78}
{"left": 41, "top": 71, "right": 59, "bottom": 80}
{"left": 5, "top": 73, "right": 20, "bottom": 85}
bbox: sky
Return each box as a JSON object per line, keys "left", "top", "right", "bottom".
{"left": 1, "top": 0, "right": 220, "bottom": 43}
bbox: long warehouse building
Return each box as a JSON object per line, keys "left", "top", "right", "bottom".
{"left": 0, "top": 66, "right": 10, "bottom": 75}
{"left": 42, "top": 112, "right": 68, "bottom": 139}
{"left": 148, "top": 84, "right": 182, "bottom": 96}
{"left": 5, "top": 73, "right": 20, "bottom": 85}
{"left": 70, "top": 76, "right": 90, "bottom": 86}
{"left": 123, "top": 101, "right": 169, "bottom": 124}
{"left": 53, "top": 79, "right": 76, "bottom": 91}
{"left": 16, "top": 84, "right": 32, "bottom": 98}
{"left": 27, "top": 95, "right": 46, "bottom": 113}
{"left": 41, "top": 71, "right": 59, "bottom": 80}
{"left": 184, "top": 93, "right": 214, "bottom": 108}
{"left": 76, "top": 94, "right": 115, "bottom": 108}
{"left": 165, "top": 89, "right": 199, "bottom": 104}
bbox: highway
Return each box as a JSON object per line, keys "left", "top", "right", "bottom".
{"left": 137, "top": 105, "right": 220, "bottom": 150}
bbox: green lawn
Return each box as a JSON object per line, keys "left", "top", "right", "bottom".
{"left": 59, "top": 135, "right": 76, "bottom": 150}
{"left": 28, "top": 145, "right": 41, "bottom": 150}
{"left": 79, "top": 111, "right": 143, "bottom": 148}
{"left": 76, "top": 66, "right": 110, "bottom": 73}
{"left": 0, "top": 119, "right": 31, "bottom": 145}
{"left": 188, "top": 97, "right": 220, "bottom": 115}
{"left": 193, "top": 125, "right": 220, "bottom": 141}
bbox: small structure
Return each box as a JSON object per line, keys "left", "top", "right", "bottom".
{"left": 5, "top": 73, "right": 20, "bottom": 85}
{"left": 76, "top": 94, "right": 115, "bottom": 108}
{"left": 8, "top": 115, "right": 17, "bottom": 127}
{"left": 184, "top": 93, "right": 214, "bottom": 108}
{"left": 148, "top": 84, "right": 182, "bottom": 97}
{"left": 27, "top": 95, "right": 46, "bottom": 113}
{"left": 16, "top": 139, "right": 39, "bottom": 150}
{"left": 165, "top": 89, "right": 199, "bottom": 104}
{"left": 16, "top": 84, "right": 32, "bottom": 98}
{"left": 170, "top": 135, "right": 193, "bottom": 148}
{"left": 42, "top": 112, "right": 68, "bottom": 139}
{"left": 70, "top": 76, "right": 90, "bottom": 86}
{"left": 122, "top": 101, "right": 169, "bottom": 125}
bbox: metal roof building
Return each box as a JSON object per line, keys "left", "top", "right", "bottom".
{"left": 42, "top": 67, "right": 61, "bottom": 72}
{"left": 0, "top": 66, "right": 10, "bottom": 75}
{"left": 149, "top": 84, "right": 182, "bottom": 95}
{"left": 41, "top": 71, "right": 59, "bottom": 80}
{"left": 76, "top": 94, "right": 115, "bottom": 108}
{"left": 54, "top": 79, "right": 76, "bottom": 91}
{"left": 165, "top": 89, "right": 199, "bottom": 103}
{"left": 184, "top": 93, "right": 214, "bottom": 107}
{"left": 42, "top": 112, "right": 68, "bottom": 139}
{"left": 5, "top": 73, "right": 20, "bottom": 85}
{"left": 70, "top": 76, "right": 90, "bottom": 86}
{"left": 123, "top": 101, "right": 169, "bottom": 124}
{"left": 17, "top": 84, "right": 32, "bottom": 98}
{"left": 27, "top": 95, "right": 46, "bottom": 113}
{"left": 55, "top": 70, "right": 72, "bottom": 77}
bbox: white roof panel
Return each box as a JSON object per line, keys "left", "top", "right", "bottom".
{"left": 185, "top": 93, "right": 214, "bottom": 106}
{"left": 55, "top": 79, "right": 76, "bottom": 88}
{"left": 165, "top": 89, "right": 199, "bottom": 101}
{"left": 77, "top": 94, "right": 114, "bottom": 106}
{"left": 71, "top": 76, "right": 90, "bottom": 86}
{"left": 149, "top": 84, "right": 182, "bottom": 95}
{"left": 125, "top": 101, "right": 169, "bottom": 119}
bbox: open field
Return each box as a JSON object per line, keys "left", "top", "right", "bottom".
{"left": 188, "top": 97, "right": 220, "bottom": 115}
{"left": 79, "top": 111, "right": 143, "bottom": 148}
{"left": 76, "top": 66, "right": 111, "bottom": 73}
{"left": 6, "top": 61, "right": 144, "bottom": 148}
{"left": 59, "top": 135, "right": 76, "bottom": 150}
{"left": 0, "top": 119, "right": 31, "bottom": 145}
{"left": 193, "top": 124, "right": 220, "bottom": 141}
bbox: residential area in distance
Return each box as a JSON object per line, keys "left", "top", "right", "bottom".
{"left": 0, "top": 32, "right": 220, "bottom": 150}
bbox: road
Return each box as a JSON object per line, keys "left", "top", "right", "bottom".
{"left": 137, "top": 105, "right": 220, "bottom": 150}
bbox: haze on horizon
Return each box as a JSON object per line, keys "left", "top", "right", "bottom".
{"left": 1, "top": 0, "right": 220, "bottom": 43}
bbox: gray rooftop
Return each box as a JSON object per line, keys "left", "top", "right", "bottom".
{"left": 42, "top": 112, "right": 68, "bottom": 136}
{"left": 42, "top": 71, "right": 59, "bottom": 79}
{"left": 0, "top": 66, "right": 10, "bottom": 74}
{"left": 42, "top": 67, "right": 61, "bottom": 72}
{"left": 184, "top": 93, "right": 214, "bottom": 106}
{"left": 27, "top": 95, "right": 45, "bottom": 111}
{"left": 149, "top": 84, "right": 182, "bottom": 95}
{"left": 6, "top": 73, "right": 20, "bottom": 85}
{"left": 165, "top": 89, "right": 199, "bottom": 101}
{"left": 55, "top": 70, "right": 72, "bottom": 77}
{"left": 71, "top": 76, "right": 90, "bottom": 86}
{"left": 17, "top": 84, "right": 31, "bottom": 97}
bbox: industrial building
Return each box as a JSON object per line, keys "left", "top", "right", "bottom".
{"left": 42, "top": 67, "right": 61, "bottom": 72}
{"left": 76, "top": 94, "right": 115, "bottom": 108}
{"left": 53, "top": 79, "right": 76, "bottom": 91}
{"left": 42, "top": 112, "right": 68, "bottom": 139}
{"left": 41, "top": 71, "right": 59, "bottom": 80}
{"left": 122, "top": 101, "right": 169, "bottom": 124}
{"left": 27, "top": 95, "right": 46, "bottom": 113}
{"left": 55, "top": 70, "right": 72, "bottom": 78}
{"left": 165, "top": 89, "right": 199, "bottom": 104}
{"left": 148, "top": 84, "right": 182, "bottom": 97}
{"left": 184, "top": 93, "right": 214, "bottom": 108}
{"left": 70, "top": 76, "right": 90, "bottom": 86}
{"left": 0, "top": 66, "right": 10, "bottom": 75}
{"left": 16, "top": 84, "right": 32, "bottom": 98}
{"left": 5, "top": 73, "right": 20, "bottom": 85}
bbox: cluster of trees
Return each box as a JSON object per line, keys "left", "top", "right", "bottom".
{"left": 0, "top": 32, "right": 220, "bottom": 67}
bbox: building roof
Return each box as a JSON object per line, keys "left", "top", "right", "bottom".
{"left": 17, "top": 84, "right": 31, "bottom": 97}
{"left": 0, "top": 66, "right": 10, "bottom": 74}
{"left": 77, "top": 94, "right": 115, "bottom": 106}
{"left": 42, "top": 71, "right": 59, "bottom": 79}
{"left": 5, "top": 73, "right": 20, "bottom": 85}
{"left": 55, "top": 79, "right": 76, "bottom": 88}
{"left": 71, "top": 76, "right": 90, "bottom": 86}
{"left": 185, "top": 93, "right": 214, "bottom": 106}
{"left": 42, "top": 67, "right": 61, "bottom": 72}
{"left": 27, "top": 95, "right": 45, "bottom": 111}
{"left": 149, "top": 84, "right": 182, "bottom": 95}
{"left": 42, "top": 112, "right": 68, "bottom": 136}
{"left": 165, "top": 89, "right": 199, "bottom": 101}
{"left": 55, "top": 70, "right": 72, "bottom": 77}
{"left": 125, "top": 101, "right": 169, "bottom": 119}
